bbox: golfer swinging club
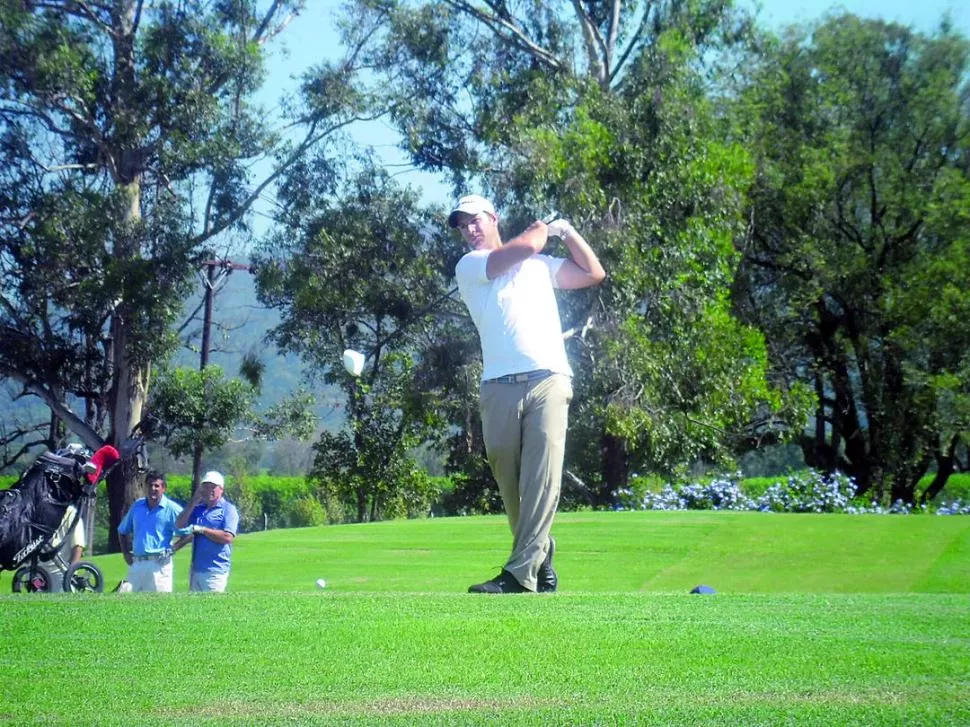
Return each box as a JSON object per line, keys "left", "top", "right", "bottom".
{"left": 449, "top": 195, "right": 606, "bottom": 593}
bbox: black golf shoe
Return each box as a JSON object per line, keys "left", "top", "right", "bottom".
{"left": 468, "top": 569, "right": 530, "bottom": 594}
{"left": 537, "top": 537, "right": 558, "bottom": 593}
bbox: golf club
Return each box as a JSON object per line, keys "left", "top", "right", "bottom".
{"left": 340, "top": 210, "right": 561, "bottom": 377}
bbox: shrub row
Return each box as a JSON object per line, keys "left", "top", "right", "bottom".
{"left": 161, "top": 475, "right": 316, "bottom": 531}
{"left": 7, "top": 470, "right": 969, "bottom": 530}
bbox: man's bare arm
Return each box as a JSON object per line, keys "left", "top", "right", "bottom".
{"left": 552, "top": 222, "right": 606, "bottom": 290}
{"left": 485, "top": 221, "right": 549, "bottom": 279}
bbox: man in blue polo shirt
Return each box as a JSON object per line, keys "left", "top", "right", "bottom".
{"left": 118, "top": 471, "right": 188, "bottom": 592}
{"left": 175, "top": 470, "right": 238, "bottom": 592}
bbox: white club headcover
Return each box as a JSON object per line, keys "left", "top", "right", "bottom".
{"left": 342, "top": 349, "right": 366, "bottom": 377}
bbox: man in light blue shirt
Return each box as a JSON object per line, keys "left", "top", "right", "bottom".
{"left": 175, "top": 470, "right": 239, "bottom": 592}
{"left": 118, "top": 472, "right": 188, "bottom": 592}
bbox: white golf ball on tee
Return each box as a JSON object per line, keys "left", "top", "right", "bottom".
{"left": 315, "top": 578, "right": 327, "bottom": 589}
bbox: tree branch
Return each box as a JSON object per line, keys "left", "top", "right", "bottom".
{"left": 610, "top": 0, "right": 653, "bottom": 87}
{"left": 190, "top": 114, "right": 366, "bottom": 247}
{"left": 1, "top": 437, "right": 50, "bottom": 471}
{"left": 71, "top": 0, "right": 115, "bottom": 34}
{"left": 444, "top": 0, "right": 565, "bottom": 72}
{"left": 255, "top": 1, "right": 301, "bottom": 45}
{"left": 0, "top": 370, "right": 102, "bottom": 449}
{"left": 569, "top": 0, "right": 608, "bottom": 86}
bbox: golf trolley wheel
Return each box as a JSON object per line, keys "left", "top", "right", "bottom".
{"left": 63, "top": 561, "right": 104, "bottom": 593}
{"left": 12, "top": 564, "right": 53, "bottom": 593}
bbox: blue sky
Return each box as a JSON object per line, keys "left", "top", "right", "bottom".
{"left": 751, "top": 0, "right": 966, "bottom": 29}
{"left": 256, "top": 0, "right": 969, "bottom": 208}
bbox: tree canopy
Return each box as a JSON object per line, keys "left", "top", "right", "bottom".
{"left": 314, "top": 0, "right": 806, "bottom": 504}
{"left": 0, "top": 0, "right": 367, "bottom": 544}
{"left": 254, "top": 164, "right": 458, "bottom": 520}
{"left": 2, "top": 2, "right": 968, "bottom": 522}
{"left": 736, "top": 14, "right": 970, "bottom": 503}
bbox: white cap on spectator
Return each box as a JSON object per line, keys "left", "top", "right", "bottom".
{"left": 201, "top": 471, "right": 225, "bottom": 488}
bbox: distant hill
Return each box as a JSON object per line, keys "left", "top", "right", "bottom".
{"left": 1, "top": 265, "right": 343, "bottom": 475}
{"left": 175, "top": 266, "right": 308, "bottom": 405}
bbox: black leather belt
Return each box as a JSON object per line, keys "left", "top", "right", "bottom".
{"left": 484, "top": 369, "right": 554, "bottom": 384}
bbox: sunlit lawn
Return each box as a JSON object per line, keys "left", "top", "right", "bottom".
{"left": 1, "top": 511, "right": 968, "bottom": 725}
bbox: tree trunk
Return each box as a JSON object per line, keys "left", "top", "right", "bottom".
{"left": 105, "top": 161, "right": 146, "bottom": 550}
{"left": 920, "top": 436, "right": 958, "bottom": 505}
{"left": 356, "top": 486, "right": 367, "bottom": 523}
{"left": 106, "top": 311, "right": 149, "bottom": 551}
{"left": 599, "top": 432, "right": 628, "bottom": 506}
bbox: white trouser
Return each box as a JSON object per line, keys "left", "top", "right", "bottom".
{"left": 127, "top": 556, "right": 174, "bottom": 592}
{"left": 190, "top": 570, "right": 229, "bottom": 592}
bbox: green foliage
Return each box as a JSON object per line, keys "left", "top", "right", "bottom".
{"left": 164, "top": 473, "right": 313, "bottom": 530}
{"left": 255, "top": 165, "right": 457, "bottom": 379}
{"left": 0, "top": 0, "right": 342, "bottom": 546}
{"left": 149, "top": 366, "right": 255, "bottom": 459}
{"left": 331, "top": 0, "right": 795, "bottom": 507}
{"left": 309, "top": 361, "right": 444, "bottom": 523}
{"left": 249, "top": 390, "right": 317, "bottom": 441}
{"left": 255, "top": 166, "right": 456, "bottom": 522}
{"left": 618, "top": 473, "right": 668, "bottom": 506}
{"left": 224, "top": 476, "right": 265, "bottom": 534}
{"left": 921, "top": 472, "right": 970, "bottom": 504}
{"left": 285, "top": 495, "right": 327, "bottom": 528}
{"left": 436, "top": 469, "right": 504, "bottom": 516}
{"left": 736, "top": 15, "right": 970, "bottom": 503}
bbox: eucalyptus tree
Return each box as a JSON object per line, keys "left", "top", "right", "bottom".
{"left": 0, "top": 1, "right": 369, "bottom": 546}
{"left": 329, "top": 0, "right": 804, "bottom": 500}
{"left": 736, "top": 15, "right": 970, "bottom": 503}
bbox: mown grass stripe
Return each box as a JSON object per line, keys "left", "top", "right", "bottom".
{"left": 1, "top": 512, "right": 969, "bottom": 725}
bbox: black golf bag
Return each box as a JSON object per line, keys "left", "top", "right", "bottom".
{"left": 0, "top": 444, "right": 119, "bottom": 592}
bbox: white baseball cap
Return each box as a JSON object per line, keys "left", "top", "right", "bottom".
{"left": 201, "top": 470, "right": 225, "bottom": 488}
{"left": 448, "top": 195, "right": 496, "bottom": 228}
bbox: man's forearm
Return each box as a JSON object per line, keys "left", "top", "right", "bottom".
{"left": 120, "top": 534, "right": 133, "bottom": 565}
{"left": 562, "top": 227, "right": 605, "bottom": 280}
{"left": 486, "top": 221, "right": 549, "bottom": 279}
{"left": 550, "top": 220, "right": 606, "bottom": 289}
{"left": 191, "top": 525, "right": 234, "bottom": 545}
{"left": 175, "top": 499, "right": 199, "bottom": 529}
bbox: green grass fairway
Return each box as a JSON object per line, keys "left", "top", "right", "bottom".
{"left": 2, "top": 512, "right": 969, "bottom": 725}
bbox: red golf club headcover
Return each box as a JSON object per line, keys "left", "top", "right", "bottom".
{"left": 86, "top": 445, "right": 121, "bottom": 483}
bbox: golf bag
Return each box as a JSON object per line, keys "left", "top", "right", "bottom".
{"left": 0, "top": 444, "right": 120, "bottom": 592}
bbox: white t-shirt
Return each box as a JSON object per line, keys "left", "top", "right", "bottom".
{"left": 455, "top": 249, "right": 572, "bottom": 381}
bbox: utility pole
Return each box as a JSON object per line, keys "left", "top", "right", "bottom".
{"left": 191, "top": 258, "right": 253, "bottom": 493}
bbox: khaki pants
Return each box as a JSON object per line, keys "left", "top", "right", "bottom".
{"left": 480, "top": 373, "right": 572, "bottom": 591}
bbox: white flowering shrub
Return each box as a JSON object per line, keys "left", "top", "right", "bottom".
{"left": 936, "top": 500, "right": 970, "bottom": 515}
{"left": 614, "top": 471, "right": 968, "bottom": 515}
